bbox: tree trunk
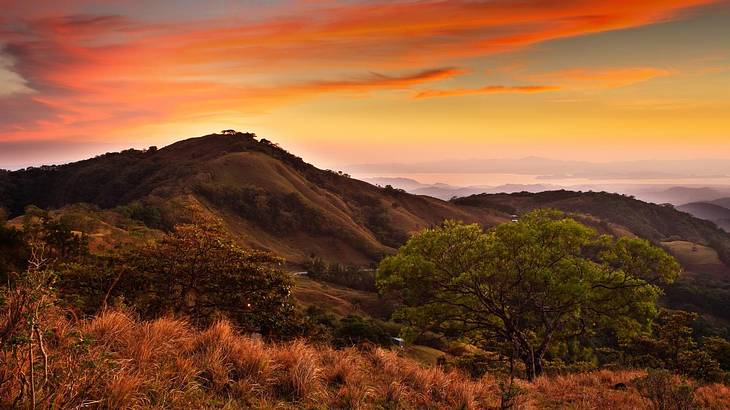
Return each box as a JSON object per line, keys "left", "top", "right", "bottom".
{"left": 522, "top": 352, "right": 544, "bottom": 382}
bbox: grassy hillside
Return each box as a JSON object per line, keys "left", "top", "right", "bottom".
{"left": 0, "top": 132, "right": 504, "bottom": 264}
{"left": 2, "top": 308, "right": 728, "bottom": 409}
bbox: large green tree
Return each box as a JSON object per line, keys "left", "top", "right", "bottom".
{"left": 377, "top": 210, "right": 680, "bottom": 380}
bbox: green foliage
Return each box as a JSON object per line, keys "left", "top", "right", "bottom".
{"left": 378, "top": 209, "right": 680, "bottom": 380}
{"left": 333, "top": 314, "right": 393, "bottom": 347}
{"left": 116, "top": 201, "right": 164, "bottom": 229}
{"left": 623, "top": 309, "right": 724, "bottom": 381}
{"left": 305, "top": 257, "right": 377, "bottom": 292}
{"left": 106, "top": 224, "right": 298, "bottom": 335}
{"left": 703, "top": 336, "right": 730, "bottom": 372}
{"left": 304, "top": 306, "right": 397, "bottom": 347}
{"left": 452, "top": 351, "right": 499, "bottom": 378}
{"left": 664, "top": 277, "right": 730, "bottom": 329}
{"left": 349, "top": 193, "right": 409, "bottom": 248}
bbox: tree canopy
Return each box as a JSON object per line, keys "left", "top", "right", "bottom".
{"left": 377, "top": 209, "right": 681, "bottom": 380}
{"left": 108, "top": 224, "right": 297, "bottom": 334}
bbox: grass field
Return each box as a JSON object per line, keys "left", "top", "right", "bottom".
{"left": 661, "top": 240, "right": 729, "bottom": 279}
{"left": 292, "top": 276, "right": 389, "bottom": 318}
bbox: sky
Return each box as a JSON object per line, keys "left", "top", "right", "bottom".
{"left": 1, "top": 0, "right": 730, "bottom": 171}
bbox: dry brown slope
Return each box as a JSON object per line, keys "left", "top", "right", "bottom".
{"left": 0, "top": 132, "right": 506, "bottom": 265}
{"left": 190, "top": 149, "right": 505, "bottom": 264}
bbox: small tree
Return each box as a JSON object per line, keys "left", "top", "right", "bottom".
{"left": 112, "top": 224, "right": 297, "bottom": 334}
{"left": 377, "top": 210, "right": 680, "bottom": 380}
{"left": 624, "top": 309, "right": 723, "bottom": 381}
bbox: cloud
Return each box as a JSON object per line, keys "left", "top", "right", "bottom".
{"left": 303, "top": 68, "right": 464, "bottom": 92}
{"left": 0, "top": 49, "right": 33, "bottom": 97}
{"left": 529, "top": 67, "right": 673, "bottom": 89}
{"left": 415, "top": 85, "right": 559, "bottom": 99}
{"left": 0, "top": 0, "right": 718, "bottom": 142}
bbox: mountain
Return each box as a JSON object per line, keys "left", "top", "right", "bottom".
{"left": 709, "top": 197, "right": 730, "bottom": 209}
{"left": 363, "top": 177, "right": 561, "bottom": 200}
{"left": 632, "top": 187, "right": 728, "bottom": 205}
{"left": 0, "top": 132, "right": 504, "bottom": 265}
{"left": 677, "top": 202, "right": 730, "bottom": 232}
{"left": 3, "top": 134, "right": 730, "bottom": 330}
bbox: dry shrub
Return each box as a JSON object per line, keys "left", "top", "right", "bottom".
{"left": 695, "top": 384, "right": 730, "bottom": 410}
{"left": 272, "top": 339, "right": 324, "bottom": 402}
{"left": 525, "top": 370, "right": 647, "bottom": 410}
{"left": 105, "top": 372, "right": 148, "bottom": 408}
{"left": 635, "top": 370, "right": 696, "bottom": 410}
{"left": 3, "top": 306, "right": 729, "bottom": 409}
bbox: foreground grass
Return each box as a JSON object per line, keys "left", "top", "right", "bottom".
{"left": 1, "top": 310, "right": 729, "bottom": 409}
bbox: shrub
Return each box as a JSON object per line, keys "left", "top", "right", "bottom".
{"left": 635, "top": 370, "right": 696, "bottom": 410}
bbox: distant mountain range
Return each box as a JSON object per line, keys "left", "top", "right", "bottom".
{"left": 350, "top": 157, "right": 730, "bottom": 180}
{"left": 678, "top": 199, "right": 730, "bottom": 232}
{"left": 364, "top": 176, "right": 730, "bottom": 205}
{"left": 364, "top": 177, "right": 560, "bottom": 199}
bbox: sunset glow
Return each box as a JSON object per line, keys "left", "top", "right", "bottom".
{"left": 1, "top": 0, "right": 729, "bottom": 169}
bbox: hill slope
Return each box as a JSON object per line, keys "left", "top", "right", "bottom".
{"left": 677, "top": 202, "right": 730, "bottom": 232}
{"left": 0, "top": 132, "right": 504, "bottom": 264}
{"left": 453, "top": 190, "right": 730, "bottom": 272}
{"left": 452, "top": 190, "right": 730, "bottom": 330}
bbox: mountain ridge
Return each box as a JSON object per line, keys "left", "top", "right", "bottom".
{"left": 0, "top": 132, "right": 505, "bottom": 264}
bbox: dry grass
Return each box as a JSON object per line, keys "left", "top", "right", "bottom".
{"left": 1, "top": 309, "right": 729, "bottom": 409}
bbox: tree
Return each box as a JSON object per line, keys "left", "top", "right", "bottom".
{"left": 624, "top": 309, "right": 724, "bottom": 381}
{"left": 110, "top": 224, "right": 297, "bottom": 334}
{"left": 377, "top": 209, "right": 680, "bottom": 380}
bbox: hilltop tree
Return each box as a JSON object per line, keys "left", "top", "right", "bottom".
{"left": 377, "top": 209, "right": 680, "bottom": 380}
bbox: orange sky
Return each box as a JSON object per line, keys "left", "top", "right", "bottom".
{"left": 1, "top": 0, "right": 729, "bottom": 169}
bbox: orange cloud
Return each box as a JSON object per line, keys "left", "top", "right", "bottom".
{"left": 530, "top": 67, "right": 673, "bottom": 89}
{"left": 414, "top": 85, "right": 559, "bottom": 99}
{"left": 303, "top": 68, "right": 464, "bottom": 93}
{"left": 0, "top": 0, "right": 718, "bottom": 145}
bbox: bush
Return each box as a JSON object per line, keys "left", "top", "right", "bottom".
{"left": 635, "top": 370, "right": 696, "bottom": 410}
{"left": 305, "top": 257, "right": 377, "bottom": 292}
{"left": 333, "top": 315, "right": 393, "bottom": 348}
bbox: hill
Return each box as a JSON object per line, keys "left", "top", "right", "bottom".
{"left": 4, "top": 135, "right": 730, "bottom": 329}
{"left": 677, "top": 202, "right": 730, "bottom": 232}
{"left": 453, "top": 191, "right": 730, "bottom": 269}
{"left": 0, "top": 132, "right": 503, "bottom": 265}
{"left": 709, "top": 197, "right": 730, "bottom": 209}
{"left": 452, "top": 190, "right": 730, "bottom": 330}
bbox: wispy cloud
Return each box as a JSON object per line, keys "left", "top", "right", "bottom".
{"left": 414, "top": 85, "right": 559, "bottom": 99}
{"left": 304, "top": 68, "right": 464, "bottom": 93}
{"left": 0, "top": 0, "right": 720, "bottom": 143}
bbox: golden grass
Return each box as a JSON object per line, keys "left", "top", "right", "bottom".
{"left": 661, "top": 240, "right": 727, "bottom": 278}
{"left": 292, "top": 276, "right": 386, "bottom": 317}
{"left": 2, "top": 309, "right": 729, "bottom": 409}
